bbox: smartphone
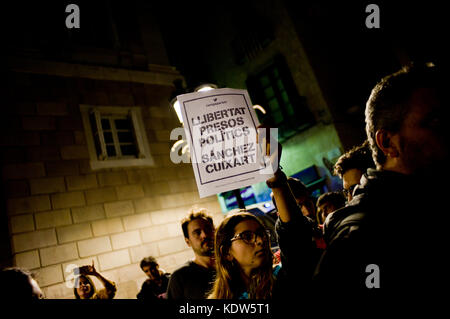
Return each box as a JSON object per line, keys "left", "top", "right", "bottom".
{"left": 73, "top": 265, "right": 89, "bottom": 275}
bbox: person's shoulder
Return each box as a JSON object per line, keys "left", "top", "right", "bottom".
{"left": 163, "top": 272, "right": 171, "bottom": 280}
{"left": 325, "top": 204, "right": 367, "bottom": 243}
{"left": 326, "top": 205, "right": 359, "bottom": 227}
{"left": 170, "top": 261, "right": 194, "bottom": 276}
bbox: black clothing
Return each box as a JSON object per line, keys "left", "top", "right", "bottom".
{"left": 166, "top": 261, "right": 215, "bottom": 299}
{"left": 316, "top": 169, "right": 448, "bottom": 298}
{"left": 273, "top": 211, "right": 315, "bottom": 299}
{"left": 137, "top": 273, "right": 170, "bottom": 300}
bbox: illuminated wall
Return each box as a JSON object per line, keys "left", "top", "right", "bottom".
{"left": 1, "top": 62, "right": 223, "bottom": 299}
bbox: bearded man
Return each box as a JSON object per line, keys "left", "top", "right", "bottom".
{"left": 166, "top": 208, "right": 216, "bottom": 299}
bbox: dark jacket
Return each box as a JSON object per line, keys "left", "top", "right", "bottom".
{"left": 166, "top": 261, "right": 215, "bottom": 299}
{"left": 315, "top": 169, "right": 448, "bottom": 297}
{"left": 137, "top": 273, "right": 170, "bottom": 300}
{"left": 273, "top": 210, "right": 315, "bottom": 299}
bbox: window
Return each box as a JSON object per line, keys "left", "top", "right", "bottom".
{"left": 246, "top": 55, "right": 315, "bottom": 141}
{"left": 80, "top": 105, "right": 154, "bottom": 169}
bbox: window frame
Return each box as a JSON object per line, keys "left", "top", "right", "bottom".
{"left": 80, "top": 104, "right": 154, "bottom": 170}
{"left": 246, "top": 55, "right": 315, "bottom": 142}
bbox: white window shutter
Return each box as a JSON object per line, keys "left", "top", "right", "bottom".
{"left": 91, "top": 109, "right": 108, "bottom": 160}
{"left": 129, "top": 109, "right": 146, "bottom": 159}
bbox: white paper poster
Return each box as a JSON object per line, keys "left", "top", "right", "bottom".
{"left": 177, "top": 88, "right": 272, "bottom": 198}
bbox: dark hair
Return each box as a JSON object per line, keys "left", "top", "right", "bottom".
{"left": 181, "top": 207, "right": 214, "bottom": 239}
{"left": 365, "top": 62, "right": 441, "bottom": 167}
{"left": 271, "top": 178, "right": 309, "bottom": 209}
{"left": 0, "top": 267, "right": 37, "bottom": 300}
{"left": 140, "top": 256, "right": 158, "bottom": 269}
{"left": 316, "top": 192, "right": 346, "bottom": 224}
{"left": 73, "top": 274, "right": 96, "bottom": 299}
{"left": 333, "top": 140, "right": 374, "bottom": 178}
{"left": 287, "top": 177, "right": 309, "bottom": 198}
{"left": 316, "top": 192, "right": 346, "bottom": 209}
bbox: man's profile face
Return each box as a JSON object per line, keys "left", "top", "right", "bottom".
{"left": 342, "top": 168, "right": 363, "bottom": 201}
{"left": 394, "top": 88, "right": 448, "bottom": 176}
{"left": 295, "top": 196, "right": 316, "bottom": 219}
{"left": 318, "top": 202, "right": 337, "bottom": 223}
{"left": 30, "top": 278, "right": 43, "bottom": 299}
{"left": 185, "top": 218, "right": 215, "bottom": 257}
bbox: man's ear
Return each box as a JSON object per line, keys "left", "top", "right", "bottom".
{"left": 185, "top": 237, "right": 191, "bottom": 248}
{"left": 375, "top": 129, "right": 399, "bottom": 158}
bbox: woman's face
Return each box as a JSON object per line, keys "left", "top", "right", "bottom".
{"left": 227, "top": 219, "right": 270, "bottom": 276}
{"left": 76, "top": 276, "right": 92, "bottom": 299}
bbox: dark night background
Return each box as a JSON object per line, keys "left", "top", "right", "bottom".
{"left": 2, "top": 1, "right": 446, "bottom": 100}
{"left": 2, "top": 0, "right": 446, "bottom": 145}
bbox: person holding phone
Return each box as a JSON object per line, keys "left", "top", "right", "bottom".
{"left": 73, "top": 261, "right": 116, "bottom": 299}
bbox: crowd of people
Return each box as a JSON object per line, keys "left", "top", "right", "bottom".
{"left": 1, "top": 62, "right": 447, "bottom": 302}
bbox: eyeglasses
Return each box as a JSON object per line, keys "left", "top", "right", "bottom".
{"left": 343, "top": 184, "right": 357, "bottom": 197}
{"left": 230, "top": 229, "right": 271, "bottom": 245}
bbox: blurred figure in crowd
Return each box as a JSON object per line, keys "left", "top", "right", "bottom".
{"left": 333, "top": 140, "right": 375, "bottom": 202}
{"left": 287, "top": 177, "right": 316, "bottom": 220}
{"left": 137, "top": 256, "right": 170, "bottom": 300}
{"left": 73, "top": 260, "right": 116, "bottom": 299}
{"left": 315, "top": 191, "right": 346, "bottom": 225}
{"left": 272, "top": 177, "right": 325, "bottom": 258}
{"left": 0, "top": 267, "right": 43, "bottom": 300}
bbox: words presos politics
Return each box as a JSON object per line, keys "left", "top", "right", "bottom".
{"left": 191, "top": 106, "right": 257, "bottom": 174}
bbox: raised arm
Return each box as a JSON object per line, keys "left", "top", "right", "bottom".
{"left": 256, "top": 126, "right": 315, "bottom": 293}
{"left": 267, "top": 169, "right": 303, "bottom": 222}
{"left": 81, "top": 260, "right": 116, "bottom": 299}
{"left": 258, "top": 126, "right": 302, "bottom": 221}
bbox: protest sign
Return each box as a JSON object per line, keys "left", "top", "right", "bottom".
{"left": 177, "top": 88, "right": 273, "bottom": 198}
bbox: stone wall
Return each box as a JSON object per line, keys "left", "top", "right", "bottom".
{"left": 1, "top": 61, "right": 223, "bottom": 299}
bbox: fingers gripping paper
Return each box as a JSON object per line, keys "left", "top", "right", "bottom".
{"left": 177, "top": 88, "right": 272, "bottom": 198}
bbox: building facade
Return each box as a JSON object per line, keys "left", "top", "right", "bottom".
{"left": 1, "top": 2, "right": 223, "bottom": 299}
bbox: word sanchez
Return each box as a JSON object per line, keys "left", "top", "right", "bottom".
{"left": 201, "top": 143, "right": 256, "bottom": 173}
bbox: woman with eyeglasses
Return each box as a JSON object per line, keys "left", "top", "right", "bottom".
{"left": 208, "top": 212, "right": 275, "bottom": 299}
{"left": 208, "top": 207, "right": 312, "bottom": 299}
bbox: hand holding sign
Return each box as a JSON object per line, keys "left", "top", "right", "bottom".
{"left": 177, "top": 88, "right": 272, "bottom": 198}
{"left": 256, "top": 124, "right": 286, "bottom": 188}
{"left": 256, "top": 124, "right": 282, "bottom": 174}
